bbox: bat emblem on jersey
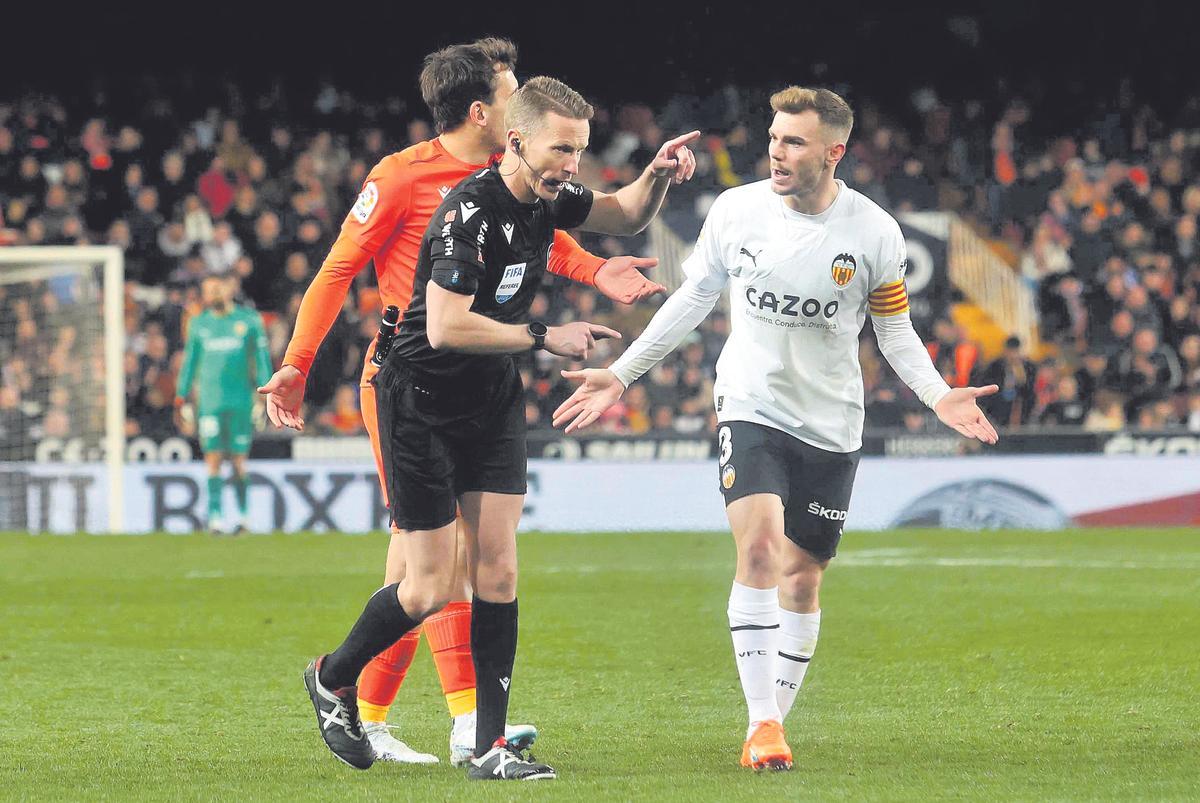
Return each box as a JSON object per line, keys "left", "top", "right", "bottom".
{"left": 739, "top": 247, "right": 762, "bottom": 267}
{"left": 831, "top": 253, "right": 857, "bottom": 287}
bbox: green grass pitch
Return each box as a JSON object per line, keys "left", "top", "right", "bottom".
{"left": 2, "top": 529, "right": 1198, "bottom": 801}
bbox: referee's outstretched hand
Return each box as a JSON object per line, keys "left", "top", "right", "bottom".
{"left": 934, "top": 384, "right": 1000, "bottom": 444}
{"left": 545, "top": 322, "right": 621, "bottom": 361}
{"left": 553, "top": 368, "right": 626, "bottom": 434}
{"left": 258, "top": 364, "right": 307, "bottom": 431}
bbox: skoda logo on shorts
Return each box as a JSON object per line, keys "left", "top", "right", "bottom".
{"left": 722, "top": 464, "right": 736, "bottom": 489}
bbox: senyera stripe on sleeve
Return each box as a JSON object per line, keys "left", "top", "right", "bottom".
{"left": 869, "top": 279, "right": 909, "bottom": 316}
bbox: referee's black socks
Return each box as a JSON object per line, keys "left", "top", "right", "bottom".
{"left": 471, "top": 595, "right": 518, "bottom": 757}
{"left": 320, "top": 583, "right": 420, "bottom": 690}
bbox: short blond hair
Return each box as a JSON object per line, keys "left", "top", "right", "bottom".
{"left": 505, "top": 76, "right": 594, "bottom": 138}
{"left": 770, "top": 86, "right": 854, "bottom": 142}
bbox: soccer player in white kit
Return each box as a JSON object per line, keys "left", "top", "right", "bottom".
{"left": 552, "top": 87, "right": 1000, "bottom": 771}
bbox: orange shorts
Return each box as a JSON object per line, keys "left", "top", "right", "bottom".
{"left": 359, "top": 341, "right": 387, "bottom": 504}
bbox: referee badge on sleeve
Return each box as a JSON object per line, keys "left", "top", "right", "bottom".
{"left": 496, "top": 262, "right": 527, "bottom": 303}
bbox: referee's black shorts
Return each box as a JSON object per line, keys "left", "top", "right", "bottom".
{"left": 716, "top": 420, "right": 860, "bottom": 561}
{"left": 372, "top": 359, "right": 527, "bottom": 532}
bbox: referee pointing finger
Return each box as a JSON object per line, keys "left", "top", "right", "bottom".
{"left": 305, "top": 75, "right": 697, "bottom": 781}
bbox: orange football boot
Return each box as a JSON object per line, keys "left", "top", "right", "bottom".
{"left": 739, "top": 720, "right": 793, "bottom": 771}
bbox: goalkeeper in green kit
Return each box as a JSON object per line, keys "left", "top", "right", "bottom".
{"left": 175, "top": 275, "right": 273, "bottom": 533}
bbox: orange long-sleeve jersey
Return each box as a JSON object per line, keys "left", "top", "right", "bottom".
{"left": 283, "top": 137, "right": 605, "bottom": 376}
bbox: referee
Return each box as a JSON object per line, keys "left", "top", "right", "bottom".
{"left": 303, "top": 75, "right": 698, "bottom": 779}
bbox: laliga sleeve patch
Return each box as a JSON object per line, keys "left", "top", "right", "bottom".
{"left": 351, "top": 181, "right": 379, "bottom": 224}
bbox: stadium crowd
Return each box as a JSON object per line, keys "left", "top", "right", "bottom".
{"left": 2, "top": 76, "right": 1199, "bottom": 449}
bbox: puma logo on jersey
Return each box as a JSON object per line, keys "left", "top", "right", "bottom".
{"left": 739, "top": 247, "right": 762, "bottom": 267}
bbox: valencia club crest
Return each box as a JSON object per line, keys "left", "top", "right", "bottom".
{"left": 831, "top": 253, "right": 857, "bottom": 287}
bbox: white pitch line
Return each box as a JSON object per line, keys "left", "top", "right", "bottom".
{"left": 836, "top": 556, "right": 1200, "bottom": 570}
{"left": 536, "top": 555, "right": 1200, "bottom": 573}
{"left": 184, "top": 569, "right": 226, "bottom": 579}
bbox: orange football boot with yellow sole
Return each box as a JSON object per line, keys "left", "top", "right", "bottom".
{"left": 739, "top": 720, "right": 793, "bottom": 771}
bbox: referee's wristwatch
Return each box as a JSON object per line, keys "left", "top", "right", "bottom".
{"left": 527, "top": 321, "right": 548, "bottom": 351}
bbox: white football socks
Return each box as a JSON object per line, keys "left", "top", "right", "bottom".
{"left": 775, "top": 607, "right": 820, "bottom": 719}
{"left": 727, "top": 582, "right": 781, "bottom": 738}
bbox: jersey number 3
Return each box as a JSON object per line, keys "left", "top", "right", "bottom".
{"left": 718, "top": 425, "right": 732, "bottom": 466}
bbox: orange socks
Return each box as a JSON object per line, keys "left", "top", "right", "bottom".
{"left": 423, "top": 601, "right": 477, "bottom": 717}
{"left": 356, "top": 628, "right": 421, "bottom": 723}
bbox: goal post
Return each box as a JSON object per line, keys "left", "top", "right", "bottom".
{"left": 0, "top": 246, "right": 125, "bottom": 532}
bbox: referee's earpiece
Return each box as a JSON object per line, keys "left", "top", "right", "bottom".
{"left": 511, "top": 137, "right": 521, "bottom": 153}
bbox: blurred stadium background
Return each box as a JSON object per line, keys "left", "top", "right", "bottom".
{"left": 3, "top": 6, "right": 1200, "bottom": 531}
{"left": 2, "top": 4, "right": 1198, "bottom": 799}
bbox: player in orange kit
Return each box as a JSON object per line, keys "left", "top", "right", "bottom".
{"left": 258, "top": 38, "right": 665, "bottom": 765}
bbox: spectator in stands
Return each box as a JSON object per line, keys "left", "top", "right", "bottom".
{"left": 201, "top": 222, "right": 243, "bottom": 275}
{"left": 651, "top": 405, "right": 676, "bottom": 432}
{"left": 1083, "top": 391, "right": 1127, "bottom": 431}
{"left": 977, "top": 336, "right": 1037, "bottom": 427}
{"left": 39, "top": 184, "right": 73, "bottom": 240}
{"left": 243, "top": 212, "right": 290, "bottom": 311}
{"left": 926, "top": 317, "right": 979, "bottom": 387}
{"left": 1040, "top": 375, "right": 1088, "bottom": 427}
{"left": 316, "top": 384, "right": 366, "bottom": 435}
{"left": 1114, "top": 327, "right": 1182, "bottom": 400}
{"left": 198, "top": 156, "right": 235, "bottom": 219}
{"left": 157, "top": 150, "right": 191, "bottom": 219}
{"left": 1097, "top": 308, "right": 1136, "bottom": 357}
{"left": 157, "top": 221, "right": 191, "bottom": 271}
{"left": 1178, "top": 334, "right": 1200, "bottom": 389}
{"left": 644, "top": 362, "right": 681, "bottom": 411}
{"left": 887, "top": 157, "right": 938, "bottom": 211}
{"left": 1075, "top": 351, "right": 1115, "bottom": 407}
{"left": 277, "top": 252, "right": 313, "bottom": 304}
{"left": 181, "top": 194, "right": 214, "bottom": 245}
{"left": 622, "top": 384, "right": 652, "bottom": 435}
{"left": 225, "top": 186, "right": 260, "bottom": 248}
{"left": 0, "top": 384, "right": 33, "bottom": 458}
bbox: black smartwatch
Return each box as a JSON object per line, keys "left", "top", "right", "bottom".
{"left": 527, "top": 321, "right": 548, "bottom": 350}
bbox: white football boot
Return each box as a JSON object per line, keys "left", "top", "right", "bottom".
{"left": 363, "top": 721, "right": 439, "bottom": 764}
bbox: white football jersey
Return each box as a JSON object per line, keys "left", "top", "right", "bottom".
{"left": 685, "top": 179, "right": 911, "bottom": 453}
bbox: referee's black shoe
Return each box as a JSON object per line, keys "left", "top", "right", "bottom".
{"left": 467, "top": 738, "right": 557, "bottom": 781}
{"left": 303, "top": 657, "right": 375, "bottom": 770}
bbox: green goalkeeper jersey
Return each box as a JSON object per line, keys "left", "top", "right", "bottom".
{"left": 176, "top": 305, "right": 273, "bottom": 412}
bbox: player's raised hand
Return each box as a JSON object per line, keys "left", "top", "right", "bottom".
{"left": 934, "top": 384, "right": 1000, "bottom": 444}
{"left": 257, "top": 364, "right": 307, "bottom": 431}
{"left": 594, "top": 256, "right": 667, "bottom": 304}
{"left": 545, "top": 322, "right": 622, "bottom": 360}
{"left": 553, "top": 368, "right": 626, "bottom": 434}
{"left": 650, "top": 130, "right": 701, "bottom": 184}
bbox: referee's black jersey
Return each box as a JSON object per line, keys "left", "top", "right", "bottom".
{"left": 390, "top": 164, "right": 594, "bottom": 386}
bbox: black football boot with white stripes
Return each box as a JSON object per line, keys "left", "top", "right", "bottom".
{"left": 303, "top": 656, "right": 375, "bottom": 770}
{"left": 467, "top": 738, "right": 556, "bottom": 781}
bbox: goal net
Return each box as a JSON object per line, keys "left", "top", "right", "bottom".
{"left": 0, "top": 246, "right": 124, "bottom": 533}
